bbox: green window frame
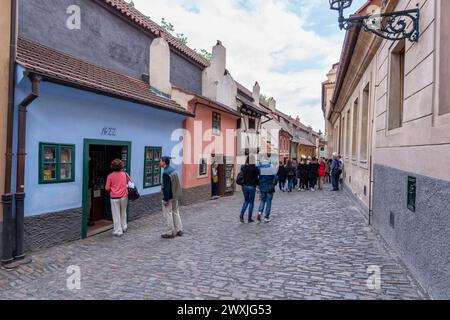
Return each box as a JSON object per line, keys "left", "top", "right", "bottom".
{"left": 144, "top": 147, "right": 162, "bottom": 188}
{"left": 39, "top": 143, "right": 75, "bottom": 184}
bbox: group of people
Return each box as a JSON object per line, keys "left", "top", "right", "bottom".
{"left": 276, "top": 154, "right": 345, "bottom": 193}
{"left": 105, "top": 156, "right": 183, "bottom": 239}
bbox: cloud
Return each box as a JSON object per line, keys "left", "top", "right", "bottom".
{"left": 132, "top": 0, "right": 358, "bottom": 132}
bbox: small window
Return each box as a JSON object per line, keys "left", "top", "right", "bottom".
{"left": 144, "top": 147, "right": 162, "bottom": 188}
{"left": 388, "top": 40, "right": 405, "bottom": 130}
{"left": 352, "top": 98, "right": 359, "bottom": 160}
{"left": 212, "top": 112, "right": 221, "bottom": 136}
{"left": 198, "top": 157, "right": 208, "bottom": 177}
{"left": 248, "top": 118, "right": 256, "bottom": 130}
{"left": 39, "top": 143, "right": 75, "bottom": 184}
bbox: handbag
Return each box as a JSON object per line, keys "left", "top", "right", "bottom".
{"left": 236, "top": 171, "right": 245, "bottom": 186}
{"left": 126, "top": 173, "right": 140, "bottom": 202}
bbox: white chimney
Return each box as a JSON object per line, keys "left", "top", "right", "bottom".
{"left": 150, "top": 34, "right": 172, "bottom": 95}
{"left": 268, "top": 97, "right": 276, "bottom": 111}
{"left": 202, "top": 41, "right": 226, "bottom": 100}
{"left": 252, "top": 82, "right": 260, "bottom": 106}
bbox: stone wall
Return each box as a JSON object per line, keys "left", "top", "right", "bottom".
{"left": 24, "top": 208, "right": 83, "bottom": 252}
{"left": 373, "top": 164, "right": 450, "bottom": 299}
{"left": 180, "top": 184, "right": 212, "bottom": 207}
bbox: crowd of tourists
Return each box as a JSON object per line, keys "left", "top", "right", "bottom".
{"left": 238, "top": 152, "right": 345, "bottom": 224}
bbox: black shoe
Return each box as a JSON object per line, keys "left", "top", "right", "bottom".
{"left": 161, "top": 234, "right": 175, "bottom": 239}
{"left": 177, "top": 231, "right": 184, "bottom": 237}
{"left": 240, "top": 216, "right": 245, "bottom": 223}
{"left": 248, "top": 219, "right": 255, "bottom": 224}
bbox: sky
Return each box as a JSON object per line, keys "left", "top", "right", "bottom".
{"left": 131, "top": 0, "right": 367, "bottom": 132}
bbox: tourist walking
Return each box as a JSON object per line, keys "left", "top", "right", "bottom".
{"left": 318, "top": 158, "right": 326, "bottom": 190}
{"left": 239, "top": 156, "right": 260, "bottom": 223}
{"left": 277, "top": 162, "right": 287, "bottom": 192}
{"left": 160, "top": 157, "right": 184, "bottom": 239}
{"left": 309, "top": 157, "right": 320, "bottom": 191}
{"left": 331, "top": 153, "right": 340, "bottom": 191}
{"left": 105, "top": 159, "right": 129, "bottom": 237}
{"left": 257, "top": 153, "right": 278, "bottom": 224}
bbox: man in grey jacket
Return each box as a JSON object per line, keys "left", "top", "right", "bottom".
{"left": 160, "top": 157, "right": 183, "bottom": 239}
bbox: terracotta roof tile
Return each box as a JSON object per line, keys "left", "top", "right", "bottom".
{"left": 103, "top": 0, "right": 210, "bottom": 68}
{"left": 17, "top": 37, "right": 192, "bottom": 116}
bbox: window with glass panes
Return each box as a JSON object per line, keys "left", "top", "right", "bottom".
{"left": 144, "top": 147, "right": 162, "bottom": 188}
{"left": 39, "top": 143, "right": 75, "bottom": 184}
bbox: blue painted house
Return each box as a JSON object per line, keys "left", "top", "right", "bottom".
{"left": 9, "top": 0, "right": 210, "bottom": 252}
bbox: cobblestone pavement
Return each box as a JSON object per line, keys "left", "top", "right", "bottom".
{"left": 0, "top": 185, "right": 427, "bottom": 300}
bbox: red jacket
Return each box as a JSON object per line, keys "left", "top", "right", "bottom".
{"left": 318, "top": 162, "right": 326, "bottom": 177}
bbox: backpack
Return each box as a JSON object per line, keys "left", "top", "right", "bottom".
{"left": 236, "top": 171, "right": 245, "bottom": 186}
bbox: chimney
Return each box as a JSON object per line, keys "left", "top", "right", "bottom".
{"left": 252, "top": 82, "right": 260, "bottom": 106}
{"left": 202, "top": 40, "right": 227, "bottom": 100}
{"left": 296, "top": 116, "right": 300, "bottom": 123}
{"left": 150, "top": 33, "right": 172, "bottom": 96}
{"left": 268, "top": 97, "right": 276, "bottom": 111}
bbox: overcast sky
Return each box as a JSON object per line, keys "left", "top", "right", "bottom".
{"left": 132, "top": 0, "right": 366, "bottom": 132}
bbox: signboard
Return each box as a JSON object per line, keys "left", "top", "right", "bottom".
{"left": 407, "top": 176, "right": 416, "bottom": 212}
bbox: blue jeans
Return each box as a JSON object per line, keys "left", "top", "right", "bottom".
{"left": 241, "top": 186, "right": 256, "bottom": 220}
{"left": 331, "top": 171, "right": 339, "bottom": 190}
{"left": 287, "top": 176, "right": 295, "bottom": 192}
{"left": 212, "top": 182, "right": 219, "bottom": 197}
{"left": 258, "top": 191, "right": 274, "bottom": 219}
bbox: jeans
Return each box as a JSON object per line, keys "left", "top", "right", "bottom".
{"left": 279, "top": 179, "right": 286, "bottom": 191}
{"left": 287, "top": 176, "right": 295, "bottom": 192}
{"left": 110, "top": 197, "right": 128, "bottom": 235}
{"left": 241, "top": 186, "right": 256, "bottom": 220}
{"left": 212, "top": 182, "right": 219, "bottom": 197}
{"left": 331, "top": 171, "right": 339, "bottom": 190}
{"left": 258, "top": 191, "right": 274, "bottom": 219}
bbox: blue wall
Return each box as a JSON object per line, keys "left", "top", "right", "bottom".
{"left": 14, "top": 75, "right": 184, "bottom": 217}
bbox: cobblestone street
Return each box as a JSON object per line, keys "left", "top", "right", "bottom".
{"left": 0, "top": 186, "right": 427, "bottom": 300}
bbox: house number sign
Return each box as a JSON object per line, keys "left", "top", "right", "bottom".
{"left": 101, "top": 127, "right": 117, "bottom": 137}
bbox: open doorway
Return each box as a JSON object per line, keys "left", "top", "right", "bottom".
{"left": 82, "top": 140, "right": 131, "bottom": 238}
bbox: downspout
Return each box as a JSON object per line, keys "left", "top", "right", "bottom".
{"left": 2, "top": 0, "right": 18, "bottom": 266}
{"left": 14, "top": 74, "right": 41, "bottom": 261}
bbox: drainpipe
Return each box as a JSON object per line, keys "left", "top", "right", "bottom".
{"left": 14, "top": 74, "right": 41, "bottom": 260}
{"left": 2, "top": 0, "right": 18, "bottom": 266}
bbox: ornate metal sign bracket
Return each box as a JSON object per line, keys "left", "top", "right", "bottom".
{"left": 329, "top": 1, "right": 420, "bottom": 42}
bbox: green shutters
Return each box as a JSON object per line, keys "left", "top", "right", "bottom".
{"left": 144, "top": 147, "right": 162, "bottom": 188}
{"left": 39, "top": 143, "right": 75, "bottom": 184}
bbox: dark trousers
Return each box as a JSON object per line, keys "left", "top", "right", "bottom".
{"left": 300, "top": 175, "right": 309, "bottom": 189}
{"left": 212, "top": 182, "right": 219, "bottom": 197}
{"left": 279, "top": 178, "right": 286, "bottom": 191}
{"left": 309, "top": 177, "right": 318, "bottom": 189}
{"left": 331, "top": 171, "right": 339, "bottom": 190}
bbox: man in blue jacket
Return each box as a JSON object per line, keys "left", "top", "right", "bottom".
{"left": 257, "top": 153, "right": 278, "bottom": 224}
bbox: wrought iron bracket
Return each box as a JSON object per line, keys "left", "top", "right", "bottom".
{"left": 331, "top": 1, "right": 420, "bottom": 42}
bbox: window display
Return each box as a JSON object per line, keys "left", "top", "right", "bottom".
{"left": 144, "top": 146, "right": 162, "bottom": 188}
{"left": 40, "top": 143, "right": 75, "bottom": 184}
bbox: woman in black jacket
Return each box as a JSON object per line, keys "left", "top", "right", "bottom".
{"left": 297, "top": 159, "right": 309, "bottom": 191}
{"left": 308, "top": 157, "right": 320, "bottom": 191}
{"left": 240, "top": 157, "right": 260, "bottom": 223}
{"left": 277, "top": 162, "right": 287, "bottom": 192}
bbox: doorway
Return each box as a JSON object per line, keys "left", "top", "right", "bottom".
{"left": 82, "top": 139, "right": 131, "bottom": 238}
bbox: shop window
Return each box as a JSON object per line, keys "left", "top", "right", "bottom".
{"left": 439, "top": 0, "right": 450, "bottom": 115}
{"left": 212, "top": 112, "right": 221, "bottom": 136}
{"left": 388, "top": 40, "right": 405, "bottom": 130}
{"left": 39, "top": 143, "right": 75, "bottom": 184}
{"left": 198, "top": 157, "right": 208, "bottom": 177}
{"left": 144, "top": 147, "right": 162, "bottom": 188}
